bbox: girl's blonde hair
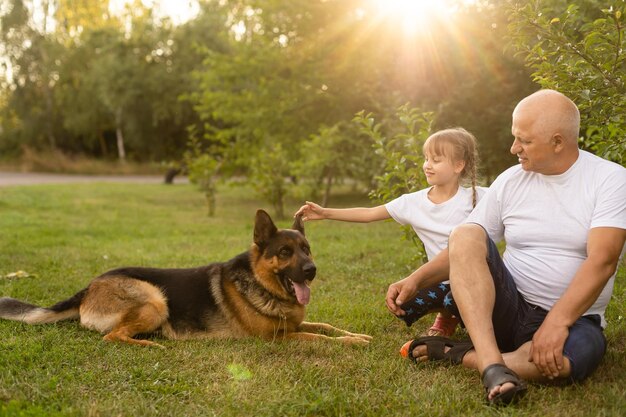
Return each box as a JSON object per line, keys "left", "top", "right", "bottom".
{"left": 423, "top": 127, "right": 480, "bottom": 207}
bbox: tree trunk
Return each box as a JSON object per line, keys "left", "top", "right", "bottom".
{"left": 43, "top": 78, "right": 56, "bottom": 149}
{"left": 274, "top": 188, "right": 285, "bottom": 220}
{"left": 40, "top": 3, "right": 56, "bottom": 150}
{"left": 322, "top": 170, "right": 333, "bottom": 207}
{"left": 115, "top": 108, "right": 127, "bottom": 162}
{"left": 98, "top": 130, "right": 108, "bottom": 157}
{"left": 205, "top": 190, "right": 216, "bottom": 217}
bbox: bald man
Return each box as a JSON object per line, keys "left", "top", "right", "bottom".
{"left": 386, "top": 90, "right": 626, "bottom": 405}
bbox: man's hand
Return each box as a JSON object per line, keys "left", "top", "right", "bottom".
{"left": 527, "top": 227, "right": 626, "bottom": 380}
{"left": 385, "top": 276, "right": 419, "bottom": 316}
{"left": 528, "top": 318, "right": 569, "bottom": 379}
{"left": 294, "top": 201, "right": 325, "bottom": 221}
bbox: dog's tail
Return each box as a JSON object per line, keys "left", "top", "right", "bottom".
{"left": 0, "top": 288, "right": 87, "bottom": 324}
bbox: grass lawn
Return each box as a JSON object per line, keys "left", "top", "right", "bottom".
{"left": 0, "top": 183, "right": 624, "bottom": 417}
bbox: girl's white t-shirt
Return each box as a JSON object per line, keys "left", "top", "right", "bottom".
{"left": 467, "top": 150, "right": 626, "bottom": 326}
{"left": 385, "top": 186, "right": 487, "bottom": 261}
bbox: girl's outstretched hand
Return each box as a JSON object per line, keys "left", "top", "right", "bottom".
{"left": 294, "top": 201, "right": 325, "bottom": 221}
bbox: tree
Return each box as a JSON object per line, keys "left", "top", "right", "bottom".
{"left": 291, "top": 122, "right": 378, "bottom": 207}
{"left": 190, "top": 0, "right": 422, "bottom": 216}
{"left": 354, "top": 104, "right": 434, "bottom": 263}
{"left": 185, "top": 142, "right": 221, "bottom": 216}
{"left": 54, "top": 0, "right": 111, "bottom": 41}
{"left": 188, "top": 0, "right": 539, "bottom": 218}
{"left": 508, "top": 1, "right": 626, "bottom": 164}
{"left": 0, "top": 0, "right": 220, "bottom": 163}
{"left": 54, "top": 28, "right": 115, "bottom": 157}
{"left": 0, "top": 0, "right": 65, "bottom": 151}
{"left": 0, "top": 0, "right": 546, "bottom": 186}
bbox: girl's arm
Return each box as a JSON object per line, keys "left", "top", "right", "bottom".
{"left": 295, "top": 201, "right": 391, "bottom": 223}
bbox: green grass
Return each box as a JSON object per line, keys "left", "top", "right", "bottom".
{"left": 0, "top": 183, "right": 624, "bottom": 417}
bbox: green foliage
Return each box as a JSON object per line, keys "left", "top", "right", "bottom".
{"left": 189, "top": 0, "right": 389, "bottom": 212}
{"left": 0, "top": 0, "right": 581, "bottom": 212}
{"left": 188, "top": 0, "right": 537, "bottom": 211}
{"left": 185, "top": 131, "right": 221, "bottom": 216}
{"left": 290, "top": 124, "right": 344, "bottom": 205}
{"left": 354, "top": 105, "right": 434, "bottom": 263}
{"left": 508, "top": 1, "right": 626, "bottom": 163}
{"left": 0, "top": 0, "right": 222, "bottom": 162}
{"left": 291, "top": 122, "right": 379, "bottom": 206}
{"left": 0, "top": 0, "right": 64, "bottom": 150}
{"left": 250, "top": 143, "right": 292, "bottom": 219}
{"left": 189, "top": 0, "right": 399, "bottom": 213}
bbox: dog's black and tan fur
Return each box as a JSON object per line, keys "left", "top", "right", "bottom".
{"left": 0, "top": 210, "right": 371, "bottom": 347}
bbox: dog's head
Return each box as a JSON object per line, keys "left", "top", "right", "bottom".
{"left": 253, "top": 209, "right": 316, "bottom": 305}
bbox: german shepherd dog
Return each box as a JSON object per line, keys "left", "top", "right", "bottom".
{"left": 0, "top": 210, "right": 372, "bottom": 348}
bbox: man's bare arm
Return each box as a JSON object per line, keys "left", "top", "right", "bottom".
{"left": 530, "top": 227, "right": 626, "bottom": 378}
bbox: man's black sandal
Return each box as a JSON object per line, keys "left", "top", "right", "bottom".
{"left": 481, "top": 363, "right": 527, "bottom": 406}
{"left": 400, "top": 336, "right": 474, "bottom": 365}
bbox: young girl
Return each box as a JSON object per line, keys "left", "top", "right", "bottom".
{"left": 295, "top": 127, "right": 486, "bottom": 337}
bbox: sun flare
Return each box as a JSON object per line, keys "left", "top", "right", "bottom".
{"left": 371, "top": 0, "right": 451, "bottom": 36}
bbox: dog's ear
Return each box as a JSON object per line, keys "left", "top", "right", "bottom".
{"left": 292, "top": 213, "right": 305, "bottom": 236}
{"left": 254, "top": 209, "right": 277, "bottom": 248}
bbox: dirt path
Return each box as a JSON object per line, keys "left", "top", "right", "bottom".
{"left": 0, "top": 171, "right": 188, "bottom": 187}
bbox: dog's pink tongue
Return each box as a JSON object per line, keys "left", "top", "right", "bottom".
{"left": 293, "top": 281, "right": 310, "bottom": 305}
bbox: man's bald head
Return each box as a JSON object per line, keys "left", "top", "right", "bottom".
{"left": 513, "top": 89, "right": 580, "bottom": 145}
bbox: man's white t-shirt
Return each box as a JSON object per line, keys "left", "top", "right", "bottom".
{"left": 467, "top": 150, "right": 626, "bottom": 326}
{"left": 385, "top": 186, "right": 487, "bottom": 261}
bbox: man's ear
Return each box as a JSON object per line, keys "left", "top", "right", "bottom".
{"left": 292, "top": 213, "right": 305, "bottom": 236}
{"left": 551, "top": 133, "right": 565, "bottom": 153}
{"left": 254, "top": 210, "right": 277, "bottom": 248}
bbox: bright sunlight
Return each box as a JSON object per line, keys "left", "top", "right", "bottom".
{"left": 370, "top": 0, "right": 453, "bottom": 36}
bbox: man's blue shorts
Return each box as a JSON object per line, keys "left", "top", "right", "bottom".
{"left": 449, "top": 233, "right": 607, "bottom": 383}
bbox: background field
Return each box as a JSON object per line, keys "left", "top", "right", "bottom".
{"left": 0, "top": 183, "right": 624, "bottom": 417}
